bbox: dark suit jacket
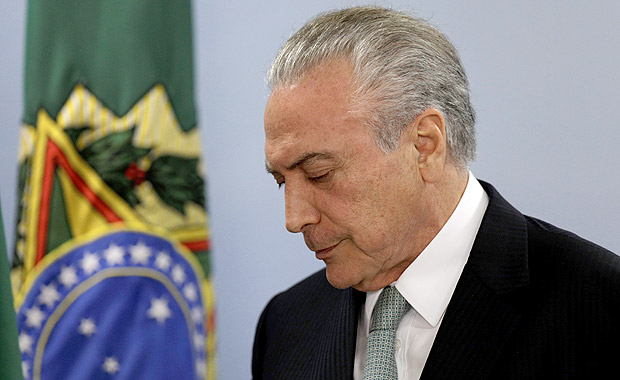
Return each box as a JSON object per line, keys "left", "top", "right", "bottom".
{"left": 252, "top": 182, "right": 620, "bottom": 379}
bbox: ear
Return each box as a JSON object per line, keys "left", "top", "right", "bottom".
{"left": 410, "top": 108, "right": 447, "bottom": 183}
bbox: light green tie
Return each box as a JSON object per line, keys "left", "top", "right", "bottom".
{"left": 363, "top": 286, "right": 411, "bottom": 380}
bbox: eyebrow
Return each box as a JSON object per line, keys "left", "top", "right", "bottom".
{"left": 265, "top": 152, "right": 336, "bottom": 175}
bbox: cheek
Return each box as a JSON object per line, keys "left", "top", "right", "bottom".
{"left": 317, "top": 185, "right": 372, "bottom": 229}
{"left": 338, "top": 168, "right": 394, "bottom": 213}
{"left": 316, "top": 157, "right": 409, "bottom": 248}
{"left": 324, "top": 192, "right": 393, "bottom": 253}
{"left": 348, "top": 184, "right": 413, "bottom": 252}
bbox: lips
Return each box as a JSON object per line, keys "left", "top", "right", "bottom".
{"left": 314, "top": 244, "right": 337, "bottom": 260}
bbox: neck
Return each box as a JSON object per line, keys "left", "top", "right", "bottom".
{"left": 354, "top": 166, "right": 469, "bottom": 292}
{"left": 412, "top": 165, "right": 469, "bottom": 256}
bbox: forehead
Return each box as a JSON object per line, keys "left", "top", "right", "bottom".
{"left": 264, "top": 60, "right": 368, "bottom": 169}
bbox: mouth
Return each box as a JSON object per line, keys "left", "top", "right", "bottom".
{"left": 314, "top": 244, "right": 338, "bottom": 261}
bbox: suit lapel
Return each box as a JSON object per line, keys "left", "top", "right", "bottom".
{"left": 421, "top": 182, "right": 530, "bottom": 380}
{"left": 308, "top": 286, "right": 365, "bottom": 380}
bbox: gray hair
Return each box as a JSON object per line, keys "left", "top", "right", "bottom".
{"left": 267, "top": 6, "right": 476, "bottom": 167}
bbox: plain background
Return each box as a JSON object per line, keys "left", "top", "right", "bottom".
{"left": 1, "top": 1, "right": 619, "bottom": 378}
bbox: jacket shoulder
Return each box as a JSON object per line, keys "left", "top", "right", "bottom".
{"left": 525, "top": 215, "right": 620, "bottom": 281}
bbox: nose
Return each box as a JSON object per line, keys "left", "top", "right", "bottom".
{"left": 285, "top": 181, "right": 320, "bottom": 233}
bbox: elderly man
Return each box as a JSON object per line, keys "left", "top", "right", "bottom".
{"left": 253, "top": 6, "right": 620, "bottom": 380}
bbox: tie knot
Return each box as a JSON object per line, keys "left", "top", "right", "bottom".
{"left": 369, "top": 286, "right": 410, "bottom": 332}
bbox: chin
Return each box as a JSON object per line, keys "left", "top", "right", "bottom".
{"left": 324, "top": 264, "right": 358, "bottom": 290}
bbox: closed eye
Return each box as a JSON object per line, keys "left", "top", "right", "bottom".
{"left": 308, "top": 171, "right": 331, "bottom": 183}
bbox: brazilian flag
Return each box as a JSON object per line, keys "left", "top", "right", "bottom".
{"left": 12, "top": 1, "right": 216, "bottom": 379}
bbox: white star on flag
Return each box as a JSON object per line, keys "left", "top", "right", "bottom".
{"left": 196, "top": 359, "right": 207, "bottom": 379}
{"left": 22, "top": 361, "right": 30, "bottom": 380}
{"left": 25, "top": 306, "right": 45, "bottom": 329}
{"left": 103, "top": 243, "right": 125, "bottom": 266}
{"left": 18, "top": 332, "right": 34, "bottom": 354}
{"left": 147, "top": 296, "right": 172, "bottom": 325}
{"left": 37, "top": 283, "right": 60, "bottom": 308}
{"left": 171, "top": 265, "right": 186, "bottom": 284}
{"left": 129, "top": 242, "right": 151, "bottom": 265}
{"left": 58, "top": 265, "right": 79, "bottom": 288}
{"left": 183, "top": 283, "right": 198, "bottom": 302}
{"left": 78, "top": 318, "right": 97, "bottom": 337}
{"left": 191, "top": 306, "right": 203, "bottom": 325}
{"left": 102, "top": 356, "right": 120, "bottom": 375}
{"left": 194, "top": 332, "right": 205, "bottom": 349}
{"left": 154, "top": 251, "right": 172, "bottom": 271}
{"left": 80, "top": 252, "right": 100, "bottom": 275}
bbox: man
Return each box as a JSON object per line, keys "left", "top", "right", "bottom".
{"left": 253, "top": 6, "right": 620, "bottom": 380}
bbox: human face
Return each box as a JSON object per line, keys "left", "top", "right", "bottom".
{"left": 264, "top": 60, "right": 427, "bottom": 291}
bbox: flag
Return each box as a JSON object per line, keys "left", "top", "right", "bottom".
{"left": 0, "top": 201, "right": 24, "bottom": 380}
{"left": 12, "top": 1, "right": 216, "bottom": 379}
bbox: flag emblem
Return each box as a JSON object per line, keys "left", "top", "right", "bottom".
{"left": 16, "top": 227, "right": 208, "bottom": 380}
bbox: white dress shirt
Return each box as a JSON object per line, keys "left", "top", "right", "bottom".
{"left": 353, "top": 172, "right": 489, "bottom": 380}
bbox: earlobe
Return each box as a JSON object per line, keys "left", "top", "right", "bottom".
{"left": 413, "top": 108, "right": 447, "bottom": 182}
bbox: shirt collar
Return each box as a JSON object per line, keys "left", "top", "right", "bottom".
{"left": 364, "top": 172, "right": 489, "bottom": 327}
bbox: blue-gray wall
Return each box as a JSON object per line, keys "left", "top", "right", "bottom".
{"left": 2, "top": 1, "right": 619, "bottom": 378}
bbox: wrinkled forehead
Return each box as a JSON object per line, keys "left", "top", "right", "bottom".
{"left": 263, "top": 60, "right": 373, "bottom": 172}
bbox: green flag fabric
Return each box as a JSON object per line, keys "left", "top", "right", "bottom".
{"left": 13, "top": 1, "right": 215, "bottom": 379}
{"left": 23, "top": 0, "right": 196, "bottom": 131}
{"left": 0, "top": 202, "right": 24, "bottom": 380}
